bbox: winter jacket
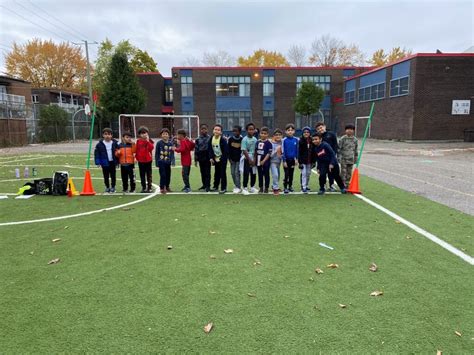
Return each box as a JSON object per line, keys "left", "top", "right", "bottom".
{"left": 194, "top": 134, "right": 211, "bottom": 162}
{"left": 135, "top": 138, "right": 155, "bottom": 163}
{"left": 228, "top": 135, "right": 243, "bottom": 162}
{"left": 155, "top": 139, "right": 175, "bottom": 166}
{"left": 115, "top": 142, "right": 136, "bottom": 165}
{"left": 94, "top": 139, "right": 119, "bottom": 166}
{"left": 312, "top": 142, "right": 338, "bottom": 169}
{"left": 338, "top": 135, "right": 359, "bottom": 164}
{"left": 298, "top": 136, "right": 313, "bottom": 165}
{"left": 208, "top": 135, "right": 229, "bottom": 163}
{"left": 322, "top": 131, "right": 338, "bottom": 155}
{"left": 175, "top": 138, "right": 195, "bottom": 166}
{"left": 282, "top": 136, "right": 299, "bottom": 161}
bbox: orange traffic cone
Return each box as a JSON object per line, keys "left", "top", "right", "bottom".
{"left": 80, "top": 170, "right": 96, "bottom": 196}
{"left": 67, "top": 182, "right": 73, "bottom": 198}
{"left": 347, "top": 167, "right": 361, "bottom": 194}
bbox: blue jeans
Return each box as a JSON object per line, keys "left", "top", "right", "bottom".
{"left": 230, "top": 160, "right": 241, "bottom": 188}
{"left": 270, "top": 162, "right": 281, "bottom": 190}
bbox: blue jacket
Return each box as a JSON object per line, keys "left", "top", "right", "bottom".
{"left": 155, "top": 139, "right": 175, "bottom": 166}
{"left": 94, "top": 139, "right": 119, "bottom": 167}
{"left": 282, "top": 136, "right": 299, "bottom": 161}
{"left": 208, "top": 135, "right": 229, "bottom": 163}
{"left": 312, "top": 142, "right": 338, "bottom": 168}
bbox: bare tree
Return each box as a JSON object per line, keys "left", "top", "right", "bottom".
{"left": 202, "top": 50, "right": 235, "bottom": 66}
{"left": 309, "top": 34, "right": 365, "bottom": 66}
{"left": 287, "top": 44, "right": 307, "bottom": 66}
{"left": 181, "top": 56, "right": 202, "bottom": 66}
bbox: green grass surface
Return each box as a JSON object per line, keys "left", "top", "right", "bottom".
{"left": 0, "top": 154, "right": 473, "bottom": 353}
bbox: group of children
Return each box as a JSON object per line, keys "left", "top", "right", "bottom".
{"left": 94, "top": 121, "right": 358, "bottom": 195}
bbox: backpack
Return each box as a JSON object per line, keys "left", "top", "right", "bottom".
{"left": 34, "top": 178, "right": 53, "bottom": 195}
{"left": 53, "top": 171, "right": 69, "bottom": 196}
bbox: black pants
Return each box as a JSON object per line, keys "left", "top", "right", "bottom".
{"left": 102, "top": 162, "right": 116, "bottom": 188}
{"left": 182, "top": 166, "right": 191, "bottom": 189}
{"left": 243, "top": 159, "right": 256, "bottom": 188}
{"left": 158, "top": 161, "right": 171, "bottom": 189}
{"left": 283, "top": 158, "right": 296, "bottom": 189}
{"left": 120, "top": 164, "right": 136, "bottom": 191}
{"left": 199, "top": 160, "right": 211, "bottom": 189}
{"left": 138, "top": 162, "right": 152, "bottom": 190}
{"left": 319, "top": 163, "right": 345, "bottom": 191}
{"left": 258, "top": 164, "right": 270, "bottom": 190}
{"left": 213, "top": 160, "right": 227, "bottom": 191}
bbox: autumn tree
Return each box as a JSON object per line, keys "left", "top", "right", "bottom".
{"left": 130, "top": 49, "right": 158, "bottom": 72}
{"left": 5, "top": 38, "right": 88, "bottom": 91}
{"left": 238, "top": 49, "right": 290, "bottom": 67}
{"left": 309, "top": 35, "right": 365, "bottom": 66}
{"left": 293, "top": 82, "right": 325, "bottom": 127}
{"left": 369, "top": 47, "right": 412, "bottom": 66}
{"left": 287, "top": 45, "right": 307, "bottom": 66}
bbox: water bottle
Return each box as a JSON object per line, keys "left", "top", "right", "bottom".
{"left": 32, "top": 167, "right": 38, "bottom": 177}
{"left": 15, "top": 168, "right": 20, "bottom": 179}
{"left": 24, "top": 167, "right": 29, "bottom": 178}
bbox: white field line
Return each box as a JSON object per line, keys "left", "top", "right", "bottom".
{"left": 354, "top": 194, "right": 474, "bottom": 265}
{"left": 360, "top": 163, "right": 474, "bottom": 197}
{"left": 0, "top": 155, "right": 55, "bottom": 164}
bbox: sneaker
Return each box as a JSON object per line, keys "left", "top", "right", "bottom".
{"left": 210, "top": 187, "right": 219, "bottom": 192}
{"left": 259, "top": 188, "right": 264, "bottom": 194}
{"left": 110, "top": 187, "right": 115, "bottom": 193}
{"left": 184, "top": 188, "right": 191, "bottom": 193}
{"left": 303, "top": 188, "right": 308, "bottom": 194}
{"left": 284, "top": 188, "right": 289, "bottom": 194}
{"left": 242, "top": 188, "right": 250, "bottom": 195}
{"left": 130, "top": 189, "right": 135, "bottom": 193}
{"left": 318, "top": 189, "right": 325, "bottom": 195}
{"left": 181, "top": 187, "right": 187, "bottom": 192}
{"left": 198, "top": 186, "right": 206, "bottom": 191}
{"left": 232, "top": 187, "right": 241, "bottom": 194}
{"left": 122, "top": 189, "right": 128, "bottom": 194}
{"left": 250, "top": 187, "right": 258, "bottom": 194}
{"left": 273, "top": 189, "right": 280, "bottom": 196}
{"left": 105, "top": 187, "right": 110, "bottom": 193}
{"left": 341, "top": 188, "right": 347, "bottom": 194}
{"left": 160, "top": 189, "right": 167, "bottom": 194}
{"left": 166, "top": 187, "right": 172, "bottom": 193}
{"left": 140, "top": 189, "right": 147, "bottom": 193}
{"left": 289, "top": 187, "right": 294, "bottom": 193}
{"left": 264, "top": 188, "right": 269, "bottom": 194}
{"left": 307, "top": 187, "right": 311, "bottom": 191}
{"left": 205, "top": 188, "right": 210, "bottom": 192}
{"left": 219, "top": 190, "right": 226, "bottom": 194}
{"left": 146, "top": 188, "right": 153, "bottom": 193}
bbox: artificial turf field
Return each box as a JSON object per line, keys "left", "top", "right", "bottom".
{"left": 0, "top": 153, "right": 473, "bottom": 353}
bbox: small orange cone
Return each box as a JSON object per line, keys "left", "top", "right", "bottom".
{"left": 80, "top": 170, "right": 96, "bottom": 196}
{"left": 347, "top": 167, "right": 361, "bottom": 194}
{"left": 67, "top": 182, "right": 73, "bottom": 198}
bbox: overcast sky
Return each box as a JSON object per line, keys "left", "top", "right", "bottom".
{"left": 0, "top": 0, "right": 473, "bottom": 75}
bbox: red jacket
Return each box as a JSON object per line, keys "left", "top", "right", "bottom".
{"left": 175, "top": 138, "right": 195, "bottom": 166}
{"left": 135, "top": 138, "right": 154, "bottom": 163}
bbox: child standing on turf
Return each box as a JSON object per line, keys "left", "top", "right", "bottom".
{"left": 135, "top": 126, "right": 154, "bottom": 193}
{"left": 115, "top": 131, "right": 136, "bottom": 193}
{"left": 194, "top": 124, "right": 211, "bottom": 192}
{"left": 155, "top": 128, "right": 175, "bottom": 194}
{"left": 256, "top": 126, "right": 273, "bottom": 193}
{"left": 311, "top": 133, "right": 346, "bottom": 195}
{"left": 241, "top": 122, "right": 258, "bottom": 195}
{"left": 315, "top": 121, "right": 338, "bottom": 191}
{"left": 94, "top": 127, "right": 119, "bottom": 193}
{"left": 298, "top": 126, "right": 313, "bottom": 194}
{"left": 270, "top": 128, "right": 283, "bottom": 195}
{"left": 174, "top": 129, "right": 195, "bottom": 193}
{"left": 209, "top": 124, "right": 228, "bottom": 194}
{"left": 282, "top": 123, "right": 299, "bottom": 194}
{"left": 228, "top": 125, "right": 243, "bottom": 193}
{"left": 338, "top": 124, "right": 359, "bottom": 187}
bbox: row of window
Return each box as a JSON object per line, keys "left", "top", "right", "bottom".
{"left": 344, "top": 76, "right": 409, "bottom": 105}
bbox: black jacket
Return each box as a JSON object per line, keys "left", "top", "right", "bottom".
{"left": 298, "top": 136, "right": 313, "bottom": 165}
{"left": 322, "top": 131, "right": 338, "bottom": 155}
{"left": 195, "top": 134, "right": 211, "bottom": 162}
{"left": 227, "top": 135, "right": 243, "bottom": 162}
{"left": 208, "top": 135, "right": 229, "bottom": 163}
{"left": 312, "top": 142, "right": 338, "bottom": 168}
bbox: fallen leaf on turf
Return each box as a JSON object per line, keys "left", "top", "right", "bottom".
{"left": 437, "top": 350, "right": 442, "bottom": 355}
{"left": 406, "top": 236, "right": 412, "bottom": 239}
{"left": 284, "top": 235, "right": 290, "bottom": 239}
{"left": 339, "top": 304, "right": 347, "bottom": 308}
{"left": 48, "top": 258, "right": 60, "bottom": 265}
{"left": 369, "top": 263, "right": 378, "bottom": 272}
{"left": 52, "top": 238, "right": 61, "bottom": 243}
{"left": 455, "top": 331, "right": 462, "bottom": 337}
{"left": 309, "top": 277, "right": 315, "bottom": 281}
{"left": 201, "top": 214, "right": 207, "bottom": 217}
{"left": 395, "top": 220, "right": 401, "bottom": 224}
{"left": 208, "top": 230, "right": 217, "bottom": 235}
{"left": 29, "top": 251, "right": 34, "bottom": 255}
{"left": 203, "top": 322, "right": 213, "bottom": 334}
{"left": 315, "top": 268, "right": 324, "bottom": 274}
{"left": 327, "top": 263, "right": 339, "bottom": 269}
{"left": 370, "top": 290, "right": 383, "bottom": 296}
{"left": 224, "top": 249, "right": 233, "bottom": 254}
{"left": 64, "top": 226, "right": 69, "bottom": 229}
{"left": 174, "top": 219, "right": 179, "bottom": 222}
{"left": 167, "top": 245, "right": 173, "bottom": 250}
{"left": 209, "top": 255, "right": 216, "bottom": 259}
{"left": 247, "top": 293, "right": 256, "bottom": 297}
{"left": 122, "top": 207, "right": 131, "bottom": 211}
{"left": 253, "top": 260, "right": 261, "bottom": 266}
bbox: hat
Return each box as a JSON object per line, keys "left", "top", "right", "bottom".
{"left": 302, "top": 126, "right": 311, "bottom": 133}
{"left": 137, "top": 126, "right": 149, "bottom": 134}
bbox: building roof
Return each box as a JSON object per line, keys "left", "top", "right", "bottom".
{"left": 0, "top": 75, "right": 31, "bottom": 84}
{"left": 31, "top": 87, "right": 88, "bottom": 96}
{"left": 136, "top": 72, "right": 162, "bottom": 76}
{"left": 344, "top": 52, "right": 474, "bottom": 82}
{"left": 171, "top": 65, "right": 374, "bottom": 71}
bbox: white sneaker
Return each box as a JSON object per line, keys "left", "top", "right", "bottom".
{"left": 232, "top": 187, "right": 241, "bottom": 194}
{"left": 242, "top": 188, "right": 250, "bottom": 195}
{"left": 250, "top": 187, "right": 258, "bottom": 194}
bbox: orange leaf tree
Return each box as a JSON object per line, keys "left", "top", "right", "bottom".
{"left": 5, "top": 38, "right": 88, "bottom": 91}
{"left": 238, "top": 49, "right": 290, "bottom": 67}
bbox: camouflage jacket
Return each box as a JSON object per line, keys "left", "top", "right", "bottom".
{"left": 338, "top": 135, "right": 358, "bottom": 164}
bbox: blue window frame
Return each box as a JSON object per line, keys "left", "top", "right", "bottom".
{"left": 296, "top": 76, "right": 331, "bottom": 93}
{"left": 263, "top": 76, "right": 274, "bottom": 96}
{"left": 216, "top": 76, "right": 251, "bottom": 97}
{"left": 181, "top": 76, "right": 193, "bottom": 97}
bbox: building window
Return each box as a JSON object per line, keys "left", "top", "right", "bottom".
{"left": 263, "top": 110, "right": 274, "bottom": 128}
{"left": 215, "top": 110, "right": 251, "bottom": 130}
{"left": 165, "top": 86, "right": 173, "bottom": 102}
{"left": 32, "top": 94, "right": 39, "bottom": 103}
{"left": 181, "top": 76, "right": 193, "bottom": 97}
{"left": 344, "top": 91, "right": 355, "bottom": 105}
{"left": 297, "top": 76, "right": 331, "bottom": 93}
{"left": 295, "top": 110, "right": 330, "bottom": 129}
{"left": 263, "top": 76, "right": 274, "bottom": 96}
{"left": 358, "top": 83, "right": 385, "bottom": 103}
{"left": 390, "top": 76, "right": 409, "bottom": 97}
{"left": 216, "top": 76, "right": 251, "bottom": 97}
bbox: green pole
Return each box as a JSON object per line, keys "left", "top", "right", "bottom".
{"left": 85, "top": 101, "right": 96, "bottom": 170}
{"left": 355, "top": 102, "right": 375, "bottom": 168}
